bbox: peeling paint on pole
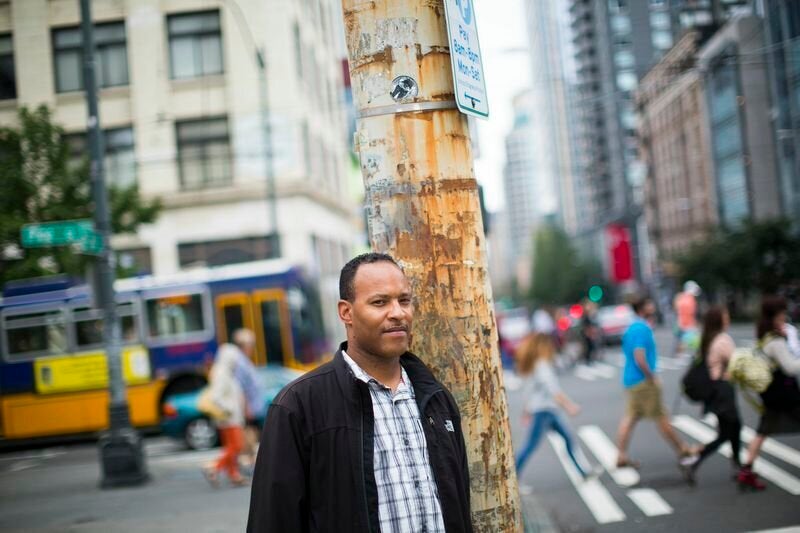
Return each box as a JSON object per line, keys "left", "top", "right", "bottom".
{"left": 341, "top": 1, "right": 522, "bottom": 530}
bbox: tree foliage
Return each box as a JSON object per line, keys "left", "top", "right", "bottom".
{"left": 529, "top": 224, "right": 605, "bottom": 305}
{"left": 0, "top": 105, "right": 161, "bottom": 285}
{"left": 674, "top": 218, "right": 800, "bottom": 295}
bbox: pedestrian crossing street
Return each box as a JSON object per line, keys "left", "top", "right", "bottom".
{"left": 537, "top": 414, "right": 800, "bottom": 526}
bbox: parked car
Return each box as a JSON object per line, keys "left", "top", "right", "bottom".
{"left": 161, "top": 365, "right": 303, "bottom": 450}
{"left": 597, "top": 304, "right": 636, "bottom": 344}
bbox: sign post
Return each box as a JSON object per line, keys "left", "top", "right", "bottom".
{"left": 443, "top": 0, "right": 489, "bottom": 118}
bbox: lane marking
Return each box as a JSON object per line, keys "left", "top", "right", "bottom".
{"left": 582, "top": 363, "right": 616, "bottom": 379}
{"left": 8, "top": 460, "right": 40, "bottom": 472}
{"left": 577, "top": 425, "right": 639, "bottom": 487}
{"left": 546, "top": 433, "right": 626, "bottom": 524}
{"left": 672, "top": 415, "right": 800, "bottom": 495}
{"left": 627, "top": 488, "right": 673, "bottom": 517}
{"left": 0, "top": 449, "right": 65, "bottom": 463}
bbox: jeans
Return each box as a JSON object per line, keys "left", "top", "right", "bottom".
{"left": 516, "top": 409, "right": 586, "bottom": 477}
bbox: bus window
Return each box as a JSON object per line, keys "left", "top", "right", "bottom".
{"left": 72, "top": 302, "right": 139, "bottom": 349}
{"left": 145, "top": 293, "right": 206, "bottom": 340}
{"left": 73, "top": 308, "right": 103, "bottom": 348}
{"left": 287, "top": 285, "right": 324, "bottom": 365}
{"left": 3, "top": 309, "right": 68, "bottom": 361}
{"left": 258, "top": 298, "right": 285, "bottom": 365}
{"left": 118, "top": 302, "right": 140, "bottom": 344}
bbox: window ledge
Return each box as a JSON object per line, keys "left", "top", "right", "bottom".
{"left": 0, "top": 98, "right": 17, "bottom": 109}
{"left": 170, "top": 74, "right": 226, "bottom": 91}
{"left": 55, "top": 85, "right": 131, "bottom": 103}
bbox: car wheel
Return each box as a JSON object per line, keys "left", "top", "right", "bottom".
{"left": 185, "top": 417, "right": 218, "bottom": 450}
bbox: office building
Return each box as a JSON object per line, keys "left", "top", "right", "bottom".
{"left": 0, "top": 0, "right": 357, "bottom": 338}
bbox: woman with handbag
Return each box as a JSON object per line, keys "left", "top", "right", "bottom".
{"left": 741, "top": 296, "right": 800, "bottom": 490}
{"left": 202, "top": 343, "right": 248, "bottom": 487}
{"left": 680, "top": 306, "right": 743, "bottom": 486}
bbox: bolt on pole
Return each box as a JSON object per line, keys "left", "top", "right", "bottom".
{"left": 339, "top": 1, "right": 523, "bottom": 530}
{"left": 81, "top": 0, "right": 147, "bottom": 488}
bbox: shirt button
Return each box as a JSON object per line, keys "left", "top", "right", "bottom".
{"left": 414, "top": 480, "right": 420, "bottom": 488}
{"left": 404, "top": 438, "right": 409, "bottom": 446}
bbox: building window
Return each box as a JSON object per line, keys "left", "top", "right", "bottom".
{"left": 178, "top": 236, "right": 278, "bottom": 268}
{"left": 611, "top": 14, "right": 631, "bottom": 35}
{"left": 53, "top": 22, "right": 128, "bottom": 93}
{"left": 614, "top": 49, "right": 635, "bottom": 69}
{"left": 105, "top": 128, "right": 136, "bottom": 188}
{"left": 63, "top": 127, "right": 136, "bottom": 188}
{"left": 117, "top": 247, "right": 152, "bottom": 275}
{"left": 616, "top": 70, "right": 638, "bottom": 91}
{"left": 293, "top": 23, "right": 303, "bottom": 81}
{"left": 0, "top": 34, "right": 16, "bottom": 100}
{"left": 652, "top": 30, "right": 673, "bottom": 50}
{"left": 176, "top": 117, "right": 232, "bottom": 189}
{"left": 650, "top": 11, "right": 671, "bottom": 30}
{"left": 168, "top": 11, "right": 223, "bottom": 79}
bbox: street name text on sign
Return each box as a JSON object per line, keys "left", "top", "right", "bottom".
{"left": 443, "top": 0, "right": 489, "bottom": 118}
{"left": 21, "top": 219, "right": 103, "bottom": 255}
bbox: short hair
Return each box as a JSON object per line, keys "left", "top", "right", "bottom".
{"left": 631, "top": 296, "right": 653, "bottom": 315}
{"left": 232, "top": 328, "right": 256, "bottom": 347}
{"left": 339, "top": 252, "right": 401, "bottom": 302}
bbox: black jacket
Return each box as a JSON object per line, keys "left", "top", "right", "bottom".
{"left": 247, "top": 343, "right": 473, "bottom": 533}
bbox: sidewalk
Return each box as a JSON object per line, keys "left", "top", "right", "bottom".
{"left": 0, "top": 442, "right": 557, "bottom": 532}
{"left": 0, "top": 448, "right": 250, "bottom": 533}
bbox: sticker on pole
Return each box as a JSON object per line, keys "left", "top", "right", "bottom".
{"left": 443, "top": 0, "right": 489, "bottom": 119}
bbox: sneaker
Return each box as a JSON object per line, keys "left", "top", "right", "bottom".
{"left": 583, "top": 465, "right": 604, "bottom": 480}
{"left": 680, "top": 453, "right": 699, "bottom": 468}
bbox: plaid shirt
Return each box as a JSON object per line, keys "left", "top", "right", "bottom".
{"left": 343, "top": 351, "right": 446, "bottom": 533}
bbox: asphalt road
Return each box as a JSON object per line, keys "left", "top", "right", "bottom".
{"left": 510, "top": 324, "right": 800, "bottom": 532}
{"left": 1, "top": 324, "right": 799, "bottom": 532}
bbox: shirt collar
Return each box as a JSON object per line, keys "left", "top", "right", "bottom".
{"left": 342, "top": 350, "right": 412, "bottom": 395}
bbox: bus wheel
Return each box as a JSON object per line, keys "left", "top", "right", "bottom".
{"left": 185, "top": 417, "right": 218, "bottom": 450}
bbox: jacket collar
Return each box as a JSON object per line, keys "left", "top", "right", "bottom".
{"left": 332, "top": 341, "right": 443, "bottom": 403}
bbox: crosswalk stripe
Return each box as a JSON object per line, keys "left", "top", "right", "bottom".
{"left": 702, "top": 414, "right": 800, "bottom": 470}
{"left": 742, "top": 427, "right": 800, "bottom": 470}
{"left": 546, "top": 433, "right": 626, "bottom": 524}
{"left": 574, "top": 366, "right": 597, "bottom": 381}
{"left": 672, "top": 415, "right": 800, "bottom": 495}
{"left": 585, "top": 363, "right": 616, "bottom": 379}
{"left": 626, "top": 488, "right": 673, "bottom": 517}
{"left": 577, "top": 425, "right": 639, "bottom": 487}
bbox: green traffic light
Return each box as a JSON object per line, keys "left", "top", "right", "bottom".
{"left": 589, "top": 285, "right": 603, "bottom": 302}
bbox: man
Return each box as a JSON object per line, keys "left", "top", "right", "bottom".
{"left": 673, "top": 280, "right": 701, "bottom": 357}
{"left": 231, "top": 328, "right": 265, "bottom": 468}
{"left": 616, "top": 297, "right": 693, "bottom": 470}
{"left": 247, "top": 253, "right": 472, "bottom": 532}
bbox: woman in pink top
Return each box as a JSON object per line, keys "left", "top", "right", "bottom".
{"left": 681, "top": 306, "right": 742, "bottom": 486}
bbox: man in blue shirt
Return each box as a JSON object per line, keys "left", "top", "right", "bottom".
{"left": 615, "top": 297, "right": 692, "bottom": 469}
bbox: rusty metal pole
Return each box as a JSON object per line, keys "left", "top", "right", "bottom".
{"left": 340, "top": 1, "right": 522, "bottom": 530}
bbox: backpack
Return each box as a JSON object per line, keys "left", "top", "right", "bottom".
{"left": 728, "top": 347, "right": 773, "bottom": 394}
{"left": 681, "top": 353, "right": 713, "bottom": 403}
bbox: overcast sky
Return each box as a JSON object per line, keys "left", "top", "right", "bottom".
{"left": 473, "top": 0, "right": 531, "bottom": 212}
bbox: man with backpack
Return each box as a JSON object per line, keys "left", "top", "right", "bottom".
{"left": 615, "top": 297, "right": 694, "bottom": 470}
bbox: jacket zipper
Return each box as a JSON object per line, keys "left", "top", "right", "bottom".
{"left": 359, "top": 388, "right": 373, "bottom": 533}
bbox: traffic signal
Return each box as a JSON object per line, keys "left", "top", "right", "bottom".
{"left": 589, "top": 285, "right": 603, "bottom": 303}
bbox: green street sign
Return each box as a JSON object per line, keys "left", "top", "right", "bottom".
{"left": 76, "top": 230, "right": 104, "bottom": 255}
{"left": 21, "top": 219, "right": 104, "bottom": 254}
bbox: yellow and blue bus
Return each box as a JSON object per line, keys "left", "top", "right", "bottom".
{"left": 0, "top": 259, "right": 328, "bottom": 443}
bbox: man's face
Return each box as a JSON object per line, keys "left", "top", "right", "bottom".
{"left": 338, "top": 262, "right": 413, "bottom": 359}
{"left": 641, "top": 301, "right": 657, "bottom": 322}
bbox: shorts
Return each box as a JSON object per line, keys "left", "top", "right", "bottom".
{"left": 626, "top": 380, "right": 667, "bottom": 419}
{"left": 757, "top": 405, "right": 800, "bottom": 436}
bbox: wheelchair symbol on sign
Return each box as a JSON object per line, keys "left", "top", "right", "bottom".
{"left": 455, "top": 0, "right": 472, "bottom": 25}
